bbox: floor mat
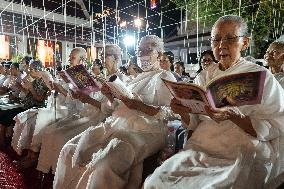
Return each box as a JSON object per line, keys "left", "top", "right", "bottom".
{"left": 0, "top": 151, "right": 27, "bottom": 189}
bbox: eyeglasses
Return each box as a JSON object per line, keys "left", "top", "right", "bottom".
{"left": 136, "top": 48, "right": 156, "bottom": 56}
{"left": 209, "top": 35, "right": 244, "bottom": 46}
{"left": 100, "top": 53, "right": 114, "bottom": 58}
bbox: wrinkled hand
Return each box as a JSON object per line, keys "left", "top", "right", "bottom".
{"left": 121, "top": 96, "right": 159, "bottom": 116}
{"left": 71, "top": 90, "right": 89, "bottom": 103}
{"left": 120, "top": 96, "right": 140, "bottom": 110}
{"left": 170, "top": 98, "right": 192, "bottom": 116}
{"left": 170, "top": 98, "right": 191, "bottom": 125}
{"left": 101, "top": 83, "right": 114, "bottom": 103}
{"left": 205, "top": 105, "right": 245, "bottom": 123}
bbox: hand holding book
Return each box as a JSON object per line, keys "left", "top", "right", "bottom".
{"left": 163, "top": 71, "right": 266, "bottom": 115}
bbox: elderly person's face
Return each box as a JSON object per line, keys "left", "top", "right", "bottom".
{"left": 201, "top": 54, "right": 215, "bottom": 70}
{"left": 137, "top": 41, "right": 161, "bottom": 71}
{"left": 264, "top": 43, "right": 284, "bottom": 68}
{"left": 102, "top": 49, "right": 117, "bottom": 73}
{"left": 211, "top": 21, "right": 249, "bottom": 69}
{"left": 68, "top": 51, "right": 84, "bottom": 67}
{"left": 160, "top": 54, "right": 171, "bottom": 71}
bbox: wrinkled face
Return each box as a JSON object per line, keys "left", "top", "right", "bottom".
{"left": 201, "top": 54, "right": 215, "bottom": 70}
{"left": 211, "top": 21, "right": 249, "bottom": 69}
{"left": 137, "top": 41, "right": 160, "bottom": 71}
{"left": 101, "top": 50, "right": 116, "bottom": 73}
{"left": 10, "top": 65, "right": 19, "bottom": 76}
{"left": 264, "top": 44, "right": 284, "bottom": 67}
{"left": 160, "top": 54, "right": 172, "bottom": 71}
{"left": 68, "top": 51, "right": 82, "bottom": 67}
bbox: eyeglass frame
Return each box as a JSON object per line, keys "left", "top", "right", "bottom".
{"left": 135, "top": 48, "right": 157, "bottom": 57}
{"left": 209, "top": 35, "right": 245, "bottom": 46}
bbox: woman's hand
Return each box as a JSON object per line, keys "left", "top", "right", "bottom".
{"left": 204, "top": 105, "right": 245, "bottom": 123}
{"left": 121, "top": 97, "right": 160, "bottom": 116}
{"left": 170, "top": 98, "right": 191, "bottom": 116}
{"left": 205, "top": 105, "right": 256, "bottom": 137}
{"left": 71, "top": 90, "right": 89, "bottom": 103}
{"left": 170, "top": 98, "right": 191, "bottom": 125}
{"left": 101, "top": 83, "right": 114, "bottom": 103}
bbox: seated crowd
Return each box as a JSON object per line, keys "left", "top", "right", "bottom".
{"left": 0, "top": 14, "right": 283, "bottom": 189}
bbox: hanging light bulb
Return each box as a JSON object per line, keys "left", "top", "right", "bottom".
{"left": 120, "top": 21, "right": 127, "bottom": 28}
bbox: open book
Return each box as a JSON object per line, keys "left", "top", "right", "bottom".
{"left": 64, "top": 64, "right": 100, "bottom": 94}
{"left": 162, "top": 71, "right": 266, "bottom": 115}
{"left": 106, "top": 75, "right": 134, "bottom": 99}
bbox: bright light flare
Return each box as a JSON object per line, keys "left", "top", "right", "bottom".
{"left": 123, "top": 35, "right": 135, "bottom": 47}
{"left": 134, "top": 18, "right": 142, "bottom": 28}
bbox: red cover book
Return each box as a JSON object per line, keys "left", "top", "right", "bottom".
{"left": 64, "top": 64, "right": 100, "bottom": 94}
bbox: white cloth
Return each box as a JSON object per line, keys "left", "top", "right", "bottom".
{"left": 0, "top": 74, "right": 7, "bottom": 87}
{"left": 36, "top": 90, "right": 111, "bottom": 174}
{"left": 11, "top": 91, "right": 69, "bottom": 155}
{"left": 274, "top": 72, "right": 284, "bottom": 88}
{"left": 143, "top": 58, "right": 284, "bottom": 189}
{"left": 53, "top": 69, "right": 177, "bottom": 189}
{"left": 11, "top": 77, "right": 69, "bottom": 155}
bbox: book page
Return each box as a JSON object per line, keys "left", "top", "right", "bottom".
{"left": 162, "top": 79, "right": 210, "bottom": 115}
{"left": 107, "top": 75, "right": 134, "bottom": 100}
{"left": 206, "top": 71, "right": 266, "bottom": 108}
{"left": 64, "top": 64, "right": 100, "bottom": 94}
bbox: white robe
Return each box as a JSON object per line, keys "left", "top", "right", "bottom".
{"left": 144, "top": 58, "right": 284, "bottom": 189}
{"left": 36, "top": 73, "right": 129, "bottom": 174}
{"left": 53, "top": 70, "right": 177, "bottom": 189}
{"left": 11, "top": 80, "right": 69, "bottom": 155}
{"left": 274, "top": 72, "right": 284, "bottom": 88}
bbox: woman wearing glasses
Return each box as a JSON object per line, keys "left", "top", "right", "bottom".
{"left": 143, "top": 15, "right": 284, "bottom": 189}
{"left": 197, "top": 50, "right": 217, "bottom": 73}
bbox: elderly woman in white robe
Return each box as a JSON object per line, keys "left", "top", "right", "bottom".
{"left": 143, "top": 15, "right": 284, "bottom": 189}
{"left": 53, "top": 35, "right": 177, "bottom": 189}
{"left": 35, "top": 45, "right": 129, "bottom": 174}
{"left": 265, "top": 41, "right": 284, "bottom": 88}
{"left": 12, "top": 48, "right": 87, "bottom": 168}
{"left": 11, "top": 71, "right": 69, "bottom": 156}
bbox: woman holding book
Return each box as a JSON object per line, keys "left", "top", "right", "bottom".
{"left": 265, "top": 41, "right": 284, "bottom": 88}
{"left": 53, "top": 44, "right": 132, "bottom": 188}
{"left": 53, "top": 35, "right": 178, "bottom": 189}
{"left": 0, "top": 60, "right": 50, "bottom": 149}
{"left": 29, "top": 47, "right": 119, "bottom": 174}
{"left": 12, "top": 47, "right": 97, "bottom": 169}
{"left": 143, "top": 15, "right": 284, "bottom": 189}
{"left": 34, "top": 45, "right": 130, "bottom": 175}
